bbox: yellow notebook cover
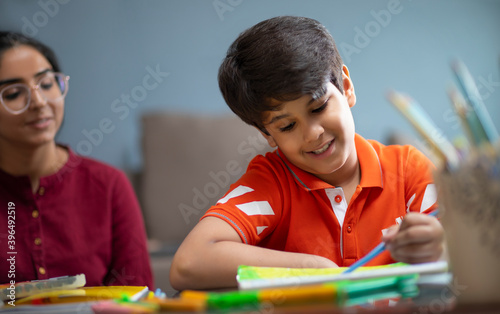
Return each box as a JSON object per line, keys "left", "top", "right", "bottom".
{"left": 14, "top": 286, "right": 149, "bottom": 305}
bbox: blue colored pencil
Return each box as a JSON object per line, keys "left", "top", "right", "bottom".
{"left": 387, "top": 91, "right": 460, "bottom": 170}
{"left": 451, "top": 60, "right": 499, "bottom": 145}
{"left": 343, "top": 210, "right": 439, "bottom": 274}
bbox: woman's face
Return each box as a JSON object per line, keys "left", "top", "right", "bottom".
{"left": 0, "top": 45, "right": 65, "bottom": 149}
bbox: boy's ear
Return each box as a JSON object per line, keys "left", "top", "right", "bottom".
{"left": 258, "top": 128, "right": 278, "bottom": 148}
{"left": 342, "top": 65, "right": 356, "bottom": 108}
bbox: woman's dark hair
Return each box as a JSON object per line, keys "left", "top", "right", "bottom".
{"left": 218, "top": 16, "right": 344, "bottom": 133}
{"left": 0, "top": 31, "right": 61, "bottom": 72}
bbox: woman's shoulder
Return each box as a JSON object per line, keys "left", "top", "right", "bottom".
{"left": 59, "top": 145, "right": 129, "bottom": 183}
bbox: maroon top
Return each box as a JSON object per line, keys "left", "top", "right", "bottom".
{"left": 0, "top": 146, "right": 153, "bottom": 288}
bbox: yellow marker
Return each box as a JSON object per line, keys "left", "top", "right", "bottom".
{"left": 387, "top": 90, "right": 460, "bottom": 170}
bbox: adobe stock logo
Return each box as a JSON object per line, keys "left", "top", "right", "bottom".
{"left": 212, "top": 0, "right": 243, "bottom": 21}
{"left": 21, "top": 0, "right": 71, "bottom": 38}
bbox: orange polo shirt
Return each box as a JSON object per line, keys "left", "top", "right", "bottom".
{"left": 203, "top": 134, "right": 437, "bottom": 267}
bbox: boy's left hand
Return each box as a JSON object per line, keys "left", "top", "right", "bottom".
{"left": 382, "top": 212, "right": 444, "bottom": 264}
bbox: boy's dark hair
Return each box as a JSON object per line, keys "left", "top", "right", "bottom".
{"left": 0, "top": 31, "right": 61, "bottom": 72}
{"left": 218, "top": 16, "right": 344, "bottom": 134}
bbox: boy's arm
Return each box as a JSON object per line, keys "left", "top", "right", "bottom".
{"left": 169, "top": 217, "right": 338, "bottom": 291}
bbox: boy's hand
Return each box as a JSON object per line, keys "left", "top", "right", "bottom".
{"left": 382, "top": 212, "right": 444, "bottom": 264}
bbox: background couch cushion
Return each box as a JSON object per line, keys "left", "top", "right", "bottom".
{"left": 140, "top": 112, "right": 273, "bottom": 248}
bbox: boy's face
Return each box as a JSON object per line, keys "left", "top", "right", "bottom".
{"left": 261, "top": 66, "right": 357, "bottom": 183}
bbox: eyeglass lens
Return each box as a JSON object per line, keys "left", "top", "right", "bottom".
{"left": 1, "top": 72, "right": 68, "bottom": 112}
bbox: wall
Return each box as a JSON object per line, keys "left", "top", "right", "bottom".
{"left": 1, "top": 0, "right": 499, "bottom": 171}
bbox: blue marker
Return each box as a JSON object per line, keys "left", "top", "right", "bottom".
{"left": 343, "top": 210, "right": 439, "bottom": 274}
{"left": 154, "top": 288, "right": 166, "bottom": 298}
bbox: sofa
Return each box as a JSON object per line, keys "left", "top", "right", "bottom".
{"left": 137, "top": 111, "right": 273, "bottom": 294}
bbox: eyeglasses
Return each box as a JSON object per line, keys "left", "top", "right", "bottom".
{"left": 0, "top": 72, "right": 70, "bottom": 115}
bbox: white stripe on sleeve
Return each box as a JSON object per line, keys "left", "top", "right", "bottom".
{"left": 217, "top": 185, "right": 254, "bottom": 204}
{"left": 256, "top": 226, "right": 268, "bottom": 235}
{"left": 420, "top": 184, "right": 437, "bottom": 212}
{"left": 236, "top": 201, "right": 275, "bottom": 216}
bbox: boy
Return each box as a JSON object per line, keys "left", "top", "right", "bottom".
{"left": 170, "top": 16, "right": 444, "bottom": 290}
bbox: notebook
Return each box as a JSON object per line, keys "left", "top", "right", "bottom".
{"left": 237, "top": 261, "right": 448, "bottom": 290}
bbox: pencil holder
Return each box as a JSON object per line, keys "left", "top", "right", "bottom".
{"left": 435, "top": 148, "right": 500, "bottom": 305}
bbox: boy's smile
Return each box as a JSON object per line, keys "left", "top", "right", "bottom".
{"left": 308, "top": 139, "right": 334, "bottom": 157}
{"left": 261, "top": 66, "right": 358, "bottom": 187}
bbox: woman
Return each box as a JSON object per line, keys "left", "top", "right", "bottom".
{"left": 0, "top": 32, "right": 153, "bottom": 287}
